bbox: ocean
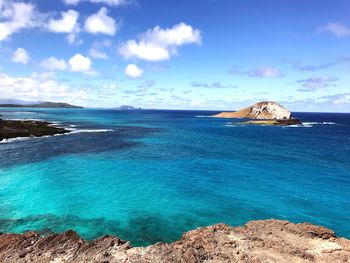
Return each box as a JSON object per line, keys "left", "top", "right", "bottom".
{"left": 0, "top": 108, "right": 349, "bottom": 246}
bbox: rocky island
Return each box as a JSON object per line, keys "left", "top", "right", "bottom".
{"left": 0, "top": 219, "right": 349, "bottom": 262}
{"left": 213, "top": 101, "right": 302, "bottom": 126}
{"left": 0, "top": 119, "right": 69, "bottom": 141}
{"left": 114, "top": 105, "right": 142, "bottom": 110}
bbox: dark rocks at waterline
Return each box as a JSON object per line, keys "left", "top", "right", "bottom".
{"left": 0, "top": 120, "right": 69, "bottom": 141}
{"left": 237, "top": 118, "right": 302, "bottom": 126}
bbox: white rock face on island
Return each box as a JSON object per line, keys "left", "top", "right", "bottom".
{"left": 213, "top": 101, "right": 292, "bottom": 119}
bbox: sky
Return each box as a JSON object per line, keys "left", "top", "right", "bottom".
{"left": 0, "top": 0, "right": 349, "bottom": 112}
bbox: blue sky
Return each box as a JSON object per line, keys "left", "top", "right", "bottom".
{"left": 0, "top": 0, "right": 349, "bottom": 111}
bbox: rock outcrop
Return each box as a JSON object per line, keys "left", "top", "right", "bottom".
{"left": 0, "top": 219, "right": 349, "bottom": 262}
{"left": 0, "top": 120, "right": 69, "bottom": 141}
{"left": 114, "top": 105, "right": 142, "bottom": 110}
{"left": 213, "top": 101, "right": 292, "bottom": 119}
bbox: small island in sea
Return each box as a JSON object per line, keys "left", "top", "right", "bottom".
{"left": 114, "top": 105, "right": 142, "bottom": 110}
{"left": 213, "top": 101, "right": 302, "bottom": 126}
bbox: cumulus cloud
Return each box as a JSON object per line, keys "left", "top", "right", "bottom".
{"left": 319, "top": 22, "right": 350, "bottom": 37}
{"left": 39, "top": 54, "right": 95, "bottom": 74}
{"left": 47, "top": 10, "right": 81, "bottom": 44}
{"left": 191, "top": 81, "right": 237, "bottom": 89}
{"left": 84, "top": 7, "right": 117, "bottom": 35}
{"left": 63, "top": 0, "right": 130, "bottom": 6}
{"left": 297, "top": 76, "right": 338, "bottom": 92}
{"left": 40, "top": 57, "right": 67, "bottom": 71}
{"left": 119, "top": 22, "right": 201, "bottom": 61}
{"left": 68, "top": 54, "right": 94, "bottom": 74}
{"left": 48, "top": 10, "right": 79, "bottom": 33}
{"left": 12, "top": 48, "right": 30, "bottom": 64}
{"left": 124, "top": 64, "right": 143, "bottom": 78}
{"left": 229, "top": 65, "right": 282, "bottom": 78}
{"left": 0, "top": 1, "right": 36, "bottom": 41}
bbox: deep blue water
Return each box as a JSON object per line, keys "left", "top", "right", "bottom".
{"left": 0, "top": 108, "right": 349, "bottom": 246}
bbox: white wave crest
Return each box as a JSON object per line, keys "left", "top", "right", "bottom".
{"left": 0, "top": 137, "right": 32, "bottom": 144}
{"left": 67, "top": 128, "right": 114, "bottom": 134}
{"left": 0, "top": 129, "right": 115, "bottom": 144}
{"left": 283, "top": 122, "right": 337, "bottom": 128}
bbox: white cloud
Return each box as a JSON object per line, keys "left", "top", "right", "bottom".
{"left": 63, "top": 0, "right": 129, "bottom": 6}
{"left": 119, "top": 22, "right": 201, "bottom": 62}
{"left": 12, "top": 48, "right": 30, "bottom": 64}
{"left": 0, "top": 1, "right": 36, "bottom": 41}
{"left": 84, "top": 7, "right": 117, "bottom": 35}
{"left": 124, "top": 64, "right": 143, "bottom": 78}
{"left": 119, "top": 41, "right": 170, "bottom": 61}
{"left": 48, "top": 10, "right": 79, "bottom": 33}
{"left": 143, "top": 23, "right": 202, "bottom": 46}
{"left": 319, "top": 22, "right": 350, "bottom": 37}
{"left": 40, "top": 57, "right": 67, "bottom": 71}
{"left": 47, "top": 10, "right": 81, "bottom": 44}
{"left": 0, "top": 72, "right": 89, "bottom": 103}
{"left": 89, "top": 0, "right": 129, "bottom": 5}
{"left": 68, "top": 54, "right": 93, "bottom": 74}
{"left": 63, "top": 0, "right": 81, "bottom": 4}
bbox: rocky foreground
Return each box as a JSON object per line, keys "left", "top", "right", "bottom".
{"left": 0, "top": 220, "right": 349, "bottom": 263}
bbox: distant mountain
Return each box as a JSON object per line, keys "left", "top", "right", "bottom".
{"left": 114, "top": 105, "right": 141, "bottom": 110}
{"left": 0, "top": 101, "right": 83, "bottom": 108}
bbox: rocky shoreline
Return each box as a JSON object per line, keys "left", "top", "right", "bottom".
{"left": 0, "top": 119, "right": 69, "bottom": 141}
{"left": 0, "top": 219, "right": 349, "bottom": 262}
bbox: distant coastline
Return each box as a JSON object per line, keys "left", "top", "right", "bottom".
{"left": 0, "top": 102, "right": 83, "bottom": 109}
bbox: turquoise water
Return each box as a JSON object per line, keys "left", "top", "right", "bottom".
{"left": 0, "top": 108, "right": 349, "bottom": 246}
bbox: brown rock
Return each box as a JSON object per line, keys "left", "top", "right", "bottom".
{"left": 213, "top": 101, "right": 293, "bottom": 120}
{"left": 0, "top": 220, "right": 349, "bottom": 262}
